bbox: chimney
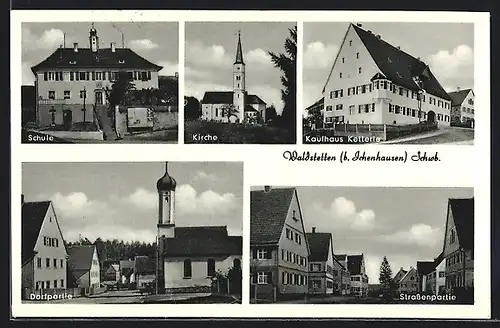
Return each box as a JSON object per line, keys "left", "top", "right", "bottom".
{"left": 367, "top": 30, "right": 372, "bottom": 34}
{"left": 457, "top": 86, "right": 461, "bottom": 91}
{"left": 21, "top": 194, "right": 24, "bottom": 204}
{"left": 312, "top": 227, "right": 316, "bottom": 233}
{"left": 397, "top": 46, "right": 401, "bottom": 50}
{"left": 264, "top": 186, "right": 271, "bottom": 192}
{"left": 376, "top": 34, "right": 381, "bottom": 39}
{"left": 111, "top": 42, "right": 116, "bottom": 52}
{"left": 73, "top": 43, "right": 78, "bottom": 52}
{"left": 356, "top": 23, "right": 362, "bottom": 27}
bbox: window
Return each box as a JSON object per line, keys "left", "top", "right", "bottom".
{"left": 356, "top": 52, "right": 359, "bottom": 59}
{"left": 46, "top": 258, "right": 50, "bottom": 268}
{"left": 53, "top": 259, "right": 57, "bottom": 268}
{"left": 86, "top": 72, "right": 90, "bottom": 80}
{"left": 439, "top": 271, "right": 445, "bottom": 277}
{"left": 326, "top": 105, "right": 333, "bottom": 111}
{"left": 60, "top": 259, "right": 64, "bottom": 268}
{"left": 37, "top": 257, "right": 42, "bottom": 268}
{"left": 342, "top": 57, "right": 345, "bottom": 63}
{"left": 79, "top": 72, "right": 86, "bottom": 80}
{"left": 207, "top": 258, "right": 215, "bottom": 277}
{"left": 339, "top": 73, "right": 342, "bottom": 78}
{"left": 336, "top": 104, "right": 343, "bottom": 111}
{"left": 358, "top": 67, "right": 362, "bottom": 74}
{"left": 183, "top": 259, "right": 192, "bottom": 278}
{"left": 46, "top": 281, "right": 50, "bottom": 289}
{"left": 80, "top": 90, "right": 86, "bottom": 99}
{"left": 349, "top": 105, "right": 355, "bottom": 115}
{"left": 233, "top": 258, "right": 241, "bottom": 270}
{"left": 48, "top": 91, "right": 55, "bottom": 100}
{"left": 292, "top": 210, "right": 297, "bottom": 221}
{"left": 63, "top": 91, "right": 71, "bottom": 99}
{"left": 257, "top": 249, "right": 269, "bottom": 260}
{"left": 450, "top": 228, "right": 456, "bottom": 244}
{"left": 349, "top": 40, "right": 352, "bottom": 46}
{"left": 257, "top": 272, "right": 269, "bottom": 284}
{"left": 286, "top": 228, "right": 291, "bottom": 239}
{"left": 312, "top": 280, "right": 321, "bottom": 288}
{"left": 395, "top": 105, "right": 401, "bottom": 114}
{"left": 54, "top": 280, "right": 58, "bottom": 288}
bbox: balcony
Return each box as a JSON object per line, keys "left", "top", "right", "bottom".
{"left": 38, "top": 98, "right": 69, "bottom": 105}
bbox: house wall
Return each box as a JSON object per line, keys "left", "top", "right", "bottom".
{"left": 22, "top": 260, "right": 35, "bottom": 290}
{"left": 322, "top": 25, "right": 451, "bottom": 126}
{"left": 32, "top": 204, "right": 68, "bottom": 290}
{"left": 90, "top": 248, "right": 101, "bottom": 288}
{"left": 164, "top": 254, "right": 241, "bottom": 290}
{"left": 451, "top": 90, "right": 475, "bottom": 124}
{"left": 115, "top": 106, "right": 178, "bottom": 136}
{"left": 436, "top": 259, "right": 446, "bottom": 295}
{"left": 76, "top": 271, "right": 90, "bottom": 288}
{"left": 137, "top": 274, "right": 155, "bottom": 288}
{"left": 201, "top": 103, "right": 229, "bottom": 122}
{"left": 398, "top": 269, "right": 418, "bottom": 294}
{"left": 308, "top": 262, "right": 327, "bottom": 295}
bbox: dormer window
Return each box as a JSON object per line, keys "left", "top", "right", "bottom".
{"left": 69, "top": 60, "right": 76, "bottom": 65}
{"left": 118, "top": 59, "right": 125, "bottom": 64}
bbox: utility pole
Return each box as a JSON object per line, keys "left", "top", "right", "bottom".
{"left": 82, "top": 86, "right": 87, "bottom": 123}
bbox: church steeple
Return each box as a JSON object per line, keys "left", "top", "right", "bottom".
{"left": 89, "top": 23, "right": 99, "bottom": 52}
{"left": 234, "top": 31, "right": 245, "bottom": 65}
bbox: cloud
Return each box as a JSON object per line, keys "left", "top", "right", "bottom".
{"left": 247, "top": 85, "right": 283, "bottom": 114}
{"left": 304, "top": 41, "right": 339, "bottom": 69}
{"left": 185, "top": 66, "right": 211, "bottom": 80}
{"left": 22, "top": 62, "right": 35, "bottom": 85}
{"left": 302, "top": 83, "right": 324, "bottom": 116}
{"left": 126, "top": 188, "right": 157, "bottom": 210}
{"left": 245, "top": 48, "right": 272, "bottom": 66}
{"left": 176, "top": 184, "right": 237, "bottom": 216}
{"left": 364, "top": 254, "right": 418, "bottom": 284}
{"left": 192, "top": 171, "right": 218, "bottom": 183}
{"left": 428, "top": 45, "right": 474, "bottom": 89}
{"left": 315, "top": 196, "right": 376, "bottom": 231}
{"left": 128, "top": 39, "right": 159, "bottom": 50}
{"left": 378, "top": 224, "right": 442, "bottom": 247}
{"left": 186, "top": 41, "right": 231, "bottom": 67}
{"left": 157, "top": 60, "right": 178, "bottom": 76}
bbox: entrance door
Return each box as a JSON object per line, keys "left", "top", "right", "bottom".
{"left": 63, "top": 109, "right": 73, "bottom": 130}
{"left": 427, "top": 110, "right": 436, "bottom": 123}
{"left": 95, "top": 91, "right": 103, "bottom": 105}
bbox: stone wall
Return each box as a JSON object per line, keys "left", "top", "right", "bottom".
{"left": 115, "top": 105, "right": 178, "bottom": 137}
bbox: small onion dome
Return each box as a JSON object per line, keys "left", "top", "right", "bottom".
{"left": 157, "top": 162, "right": 177, "bottom": 191}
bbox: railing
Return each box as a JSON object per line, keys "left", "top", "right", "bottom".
{"left": 38, "top": 98, "right": 68, "bottom": 105}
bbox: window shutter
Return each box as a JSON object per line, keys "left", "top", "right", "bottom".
{"left": 266, "top": 249, "right": 272, "bottom": 259}
{"left": 267, "top": 272, "right": 272, "bottom": 283}
{"left": 252, "top": 248, "right": 257, "bottom": 259}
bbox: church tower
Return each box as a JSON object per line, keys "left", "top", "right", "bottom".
{"left": 156, "top": 162, "right": 176, "bottom": 294}
{"left": 233, "top": 31, "right": 246, "bottom": 123}
{"left": 89, "top": 23, "right": 99, "bottom": 52}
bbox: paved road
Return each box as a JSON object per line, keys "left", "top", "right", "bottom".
{"left": 389, "top": 126, "right": 474, "bottom": 145}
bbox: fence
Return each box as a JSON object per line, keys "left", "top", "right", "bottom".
{"left": 304, "top": 121, "right": 438, "bottom": 142}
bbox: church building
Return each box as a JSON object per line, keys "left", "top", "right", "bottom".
{"left": 31, "top": 23, "right": 162, "bottom": 128}
{"left": 155, "top": 163, "right": 242, "bottom": 294}
{"left": 314, "top": 23, "right": 452, "bottom": 127}
{"left": 201, "top": 32, "right": 266, "bottom": 123}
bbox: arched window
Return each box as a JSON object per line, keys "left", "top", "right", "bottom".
{"left": 207, "top": 258, "right": 215, "bottom": 277}
{"left": 233, "top": 258, "right": 241, "bottom": 270}
{"left": 183, "top": 259, "right": 192, "bottom": 279}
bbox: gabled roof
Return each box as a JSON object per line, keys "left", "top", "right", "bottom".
{"left": 134, "top": 256, "right": 155, "bottom": 275}
{"left": 250, "top": 188, "right": 296, "bottom": 245}
{"left": 434, "top": 251, "right": 444, "bottom": 265}
{"left": 110, "top": 264, "right": 120, "bottom": 272}
{"left": 201, "top": 91, "right": 266, "bottom": 105}
{"left": 399, "top": 267, "right": 417, "bottom": 282}
{"left": 335, "top": 254, "right": 347, "bottom": 261}
{"left": 120, "top": 259, "right": 135, "bottom": 270}
{"left": 417, "top": 261, "right": 435, "bottom": 276}
{"left": 449, "top": 197, "right": 474, "bottom": 251}
{"left": 306, "top": 232, "right": 331, "bottom": 262}
{"left": 448, "top": 89, "right": 473, "bottom": 107}
{"left": 163, "top": 226, "right": 242, "bottom": 257}
{"left": 347, "top": 254, "right": 364, "bottom": 275}
{"left": 67, "top": 245, "right": 96, "bottom": 272}
{"left": 392, "top": 268, "right": 408, "bottom": 283}
{"left": 351, "top": 24, "right": 451, "bottom": 101}
{"left": 22, "top": 201, "right": 51, "bottom": 264}
{"left": 306, "top": 97, "right": 324, "bottom": 111}
{"left": 31, "top": 48, "right": 162, "bottom": 72}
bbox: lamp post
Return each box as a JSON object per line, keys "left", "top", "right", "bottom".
{"left": 417, "top": 79, "right": 423, "bottom": 124}
{"left": 81, "top": 86, "right": 87, "bottom": 123}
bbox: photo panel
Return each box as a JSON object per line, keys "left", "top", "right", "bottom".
{"left": 21, "top": 22, "right": 179, "bottom": 144}
{"left": 302, "top": 22, "right": 475, "bottom": 145}
{"left": 250, "top": 186, "right": 474, "bottom": 305}
{"left": 21, "top": 162, "right": 243, "bottom": 304}
{"left": 184, "top": 21, "right": 297, "bottom": 144}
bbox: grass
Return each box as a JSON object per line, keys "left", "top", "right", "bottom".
{"left": 185, "top": 120, "right": 295, "bottom": 144}
{"left": 43, "top": 122, "right": 99, "bottom": 132}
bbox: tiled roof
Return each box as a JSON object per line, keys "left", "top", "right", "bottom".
{"left": 306, "top": 232, "right": 331, "bottom": 262}
{"left": 245, "top": 104, "right": 258, "bottom": 112}
{"left": 31, "top": 48, "right": 162, "bottom": 72}
{"left": 417, "top": 261, "right": 435, "bottom": 276}
{"left": 306, "top": 97, "right": 324, "bottom": 111}
{"left": 351, "top": 24, "right": 451, "bottom": 101}
{"left": 120, "top": 259, "right": 135, "bottom": 270}
{"left": 434, "top": 251, "right": 444, "bottom": 265}
{"left": 392, "top": 268, "right": 408, "bottom": 283}
{"left": 400, "top": 267, "right": 416, "bottom": 282}
{"left": 250, "top": 188, "right": 295, "bottom": 245}
{"left": 163, "top": 226, "right": 242, "bottom": 257}
{"left": 235, "top": 33, "right": 245, "bottom": 65}
{"left": 347, "top": 255, "right": 363, "bottom": 275}
{"left": 67, "top": 245, "right": 96, "bottom": 272}
{"left": 22, "top": 201, "right": 51, "bottom": 264}
{"left": 335, "top": 254, "right": 347, "bottom": 261}
{"left": 448, "top": 89, "right": 472, "bottom": 106}
{"left": 201, "top": 91, "right": 266, "bottom": 105}
{"left": 134, "top": 256, "right": 155, "bottom": 275}
{"left": 449, "top": 197, "right": 474, "bottom": 251}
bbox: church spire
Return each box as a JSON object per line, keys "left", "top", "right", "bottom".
{"left": 234, "top": 30, "right": 244, "bottom": 65}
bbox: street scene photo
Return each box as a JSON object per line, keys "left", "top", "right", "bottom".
{"left": 303, "top": 22, "right": 474, "bottom": 145}
{"left": 250, "top": 186, "right": 474, "bottom": 304}
{"left": 22, "top": 162, "right": 243, "bottom": 304}
{"left": 21, "top": 22, "right": 179, "bottom": 144}
{"left": 184, "top": 22, "right": 297, "bottom": 144}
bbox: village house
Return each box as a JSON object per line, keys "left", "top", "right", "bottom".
{"left": 201, "top": 32, "right": 266, "bottom": 123}
{"left": 155, "top": 163, "right": 242, "bottom": 294}
{"left": 346, "top": 254, "right": 369, "bottom": 297}
{"left": 306, "top": 228, "right": 335, "bottom": 295}
{"left": 448, "top": 88, "right": 475, "bottom": 126}
{"left": 119, "top": 259, "right": 135, "bottom": 285}
{"left": 67, "top": 244, "right": 101, "bottom": 289}
{"left": 102, "top": 262, "right": 121, "bottom": 283}
{"left": 397, "top": 266, "right": 418, "bottom": 294}
{"left": 425, "top": 252, "right": 446, "bottom": 295}
{"left": 333, "top": 254, "right": 351, "bottom": 295}
{"left": 250, "top": 187, "right": 310, "bottom": 299}
{"left": 442, "top": 198, "right": 474, "bottom": 293}
{"left": 134, "top": 255, "right": 155, "bottom": 289}
{"left": 30, "top": 23, "right": 162, "bottom": 128}
{"left": 21, "top": 195, "right": 68, "bottom": 295}
{"left": 392, "top": 267, "right": 407, "bottom": 288}
{"left": 416, "top": 261, "right": 435, "bottom": 293}
{"left": 315, "top": 23, "right": 452, "bottom": 127}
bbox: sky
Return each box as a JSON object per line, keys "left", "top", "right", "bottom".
{"left": 303, "top": 22, "right": 474, "bottom": 115}
{"left": 185, "top": 22, "right": 296, "bottom": 115}
{"left": 253, "top": 186, "right": 474, "bottom": 284}
{"left": 21, "top": 22, "right": 179, "bottom": 86}
{"left": 22, "top": 162, "right": 243, "bottom": 243}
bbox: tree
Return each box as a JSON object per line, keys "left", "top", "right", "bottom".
{"left": 379, "top": 256, "right": 393, "bottom": 289}
{"left": 306, "top": 104, "right": 323, "bottom": 126}
{"left": 104, "top": 71, "right": 136, "bottom": 108}
{"left": 221, "top": 104, "right": 239, "bottom": 122}
{"left": 158, "top": 76, "right": 178, "bottom": 104}
{"left": 184, "top": 96, "right": 202, "bottom": 120}
{"left": 269, "top": 26, "right": 297, "bottom": 135}
{"left": 265, "top": 105, "right": 277, "bottom": 123}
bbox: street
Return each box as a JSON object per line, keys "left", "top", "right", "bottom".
{"left": 385, "top": 126, "right": 474, "bottom": 145}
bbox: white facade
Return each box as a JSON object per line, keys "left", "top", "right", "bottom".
{"left": 31, "top": 203, "right": 68, "bottom": 290}
{"left": 450, "top": 89, "right": 475, "bottom": 124}
{"left": 90, "top": 247, "right": 101, "bottom": 288}
{"left": 322, "top": 24, "right": 452, "bottom": 127}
